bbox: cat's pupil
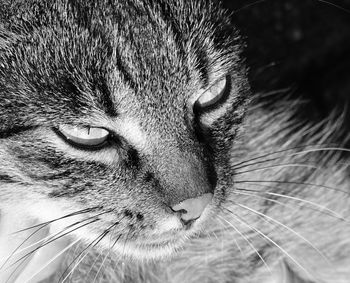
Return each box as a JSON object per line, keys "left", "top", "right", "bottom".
{"left": 196, "top": 77, "right": 227, "bottom": 109}
{"left": 54, "top": 126, "right": 110, "bottom": 150}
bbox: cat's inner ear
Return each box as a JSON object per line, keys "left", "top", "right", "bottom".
{"left": 194, "top": 76, "right": 228, "bottom": 112}
{"left": 56, "top": 125, "right": 110, "bottom": 149}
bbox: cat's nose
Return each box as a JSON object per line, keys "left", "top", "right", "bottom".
{"left": 171, "top": 193, "right": 213, "bottom": 224}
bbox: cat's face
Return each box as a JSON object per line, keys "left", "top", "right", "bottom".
{"left": 0, "top": 0, "right": 249, "bottom": 258}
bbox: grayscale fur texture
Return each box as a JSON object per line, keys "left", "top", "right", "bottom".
{"left": 0, "top": 1, "right": 349, "bottom": 283}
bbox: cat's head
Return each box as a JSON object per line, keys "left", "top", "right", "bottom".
{"left": 0, "top": 0, "right": 249, "bottom": 258}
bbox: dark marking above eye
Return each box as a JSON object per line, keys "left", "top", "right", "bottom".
{"left": 114, "top": 47, "right": 137, "bottom": 91}
{"left": 92, "top": 76, "right": 119, "bottom": 117}
{"left": 194, "top": 47, "right": 209, "bottom": 86}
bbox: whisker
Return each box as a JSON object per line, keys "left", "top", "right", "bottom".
{"left": 92, "top": 234, "right": 122, "bottom": 283}
{"left": 12, "top": 207, "right": 101, "bottom": 235}
{"left": 233, "top": 189, "right": 296, "bottom": 209}
{"left": 234, "top": 163, "right": 318, "bottom": 176}
{"left": 317, "top": 0, "right": 350, "bottom": 13}
{"left": 222, "top": 206, "right": 314, "bottom": 281}
{"left": 234, "top": 202, "right": 330, "bottom": 265}
{"left": 211, "top": 231, "right": 219, "bottom": 240}
{"left": 14, "top": 231, "right": 73, "bottom": 257}
{"left": 85, "top": 247, "right": 104, "bottom": 280}
{"left": 216, "top": 214, "right": 273, "bottom": 275}
{"left": 232, "top": 146, "right": 350, "bottom": 171}
{"left": 234, "top": 179, "right": 350, "bottom": 197}
{"left": 3, "top": 219, "right": 98, "bottom": 283}
{"left": 92, "top": 220, "right": 122, "bottom": 283}
{"left": 122, "top": 228, "right": 131, "bottom": 256}
{"left": 234, "top": 0, "right": 350, "bottom": 15}
{"left": 13, "top": 210, "right": 112, "bottom": 256}
{"left": 234, "top": 188, "right": 346, "bottom": 222}
{"left": 231, "top": 144, "right": 326, "bottom": 169}
{"left": 59, "top": 231, "right": 110, "bottom": 283}
{"left": 23, "top": 238, "right": 82, "bottom": 283}
{"left": 234, "top": 0, "right": 267, "bottom": 13}
{"left": 89, "top": 218, "right": 125, "bottom": 282}
{"left": 216, "top": 217, "right": 245, "bottom": 258}
{"left": 6, "top": 218, "right": 100, "bottom": 273}
{"left": 0, "top": 225, "right": 48, "bottom": 271}
{"left": 59, "top": 220, "right": 121, "bottom": 283}
{"left": 91, "top": 249, "right": 110, "bottom": 283}
{"left": 5, "top": 208, "right": 112, "bottom": 274}
{"left": 2, "top": 209, "right": 101, "bottom": 272}
{"left": 265, "top": 192, "right": 346, "bottom": 220}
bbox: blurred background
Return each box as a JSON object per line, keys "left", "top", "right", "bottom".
{"left": 222, "top": 0, "right": 350, "bottom": 145}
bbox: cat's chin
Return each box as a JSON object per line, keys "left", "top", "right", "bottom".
{"left": 114, "top": 238, "right": 187, "bottom": 260}
{"left": 92, "top": 229, "right": 194, "bottom": 260}
{"left": 85, "top": 232, "right": 188, "bottom": 261}
{"left": 109, "top": 215, "right": 213, "bottom": 260}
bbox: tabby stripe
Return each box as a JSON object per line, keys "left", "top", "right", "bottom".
{"left": 91, "top": 75, "right": 118, "bottom": 117}
{"left": 144, "top": 0, "right": 190, "bottom": 79}
{"left": 0, "top": 126, "right": 33, "bottom": 139}
{"left": 193, "top": 46, "right": 210, "bottom": 86}
{"left": 114, "top": 46, "right": 138, "bottom": 91}
{"left": 0, "top": 174, "right": 15, "bottom": 183}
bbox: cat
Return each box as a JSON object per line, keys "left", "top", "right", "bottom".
{"left": 0, "top": 0, "right": 349, "bottom": 282}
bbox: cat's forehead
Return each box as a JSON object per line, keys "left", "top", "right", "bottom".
{"left": 0, "top": 0, "right": 241, "bottom": 134}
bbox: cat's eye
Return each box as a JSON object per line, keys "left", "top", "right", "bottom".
{"left": 195, "top": 77, "right": 228, "bottom": 110}
{"left": 56, "top": 125, "right": 110, "bottom": 149}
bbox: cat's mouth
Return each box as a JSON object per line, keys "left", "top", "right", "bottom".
{"left": 125, "top": 215, "right": 214, "bottom": 259}
{"left": 127, "top": 202, "right": 215, "bottom": 258}
{"left": 101, "top": 215, "right": 207, "bottom": 259}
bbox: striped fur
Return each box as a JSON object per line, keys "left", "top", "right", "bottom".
{"left": 0, "top": 1, "right": 349, "bottom": 282}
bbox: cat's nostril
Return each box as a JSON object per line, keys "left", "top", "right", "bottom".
{"left": 180, "top": 218, "right": 195, "bottom": 228}
{"left": 171, "top": 193, "right": 213, "bottom": 222}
